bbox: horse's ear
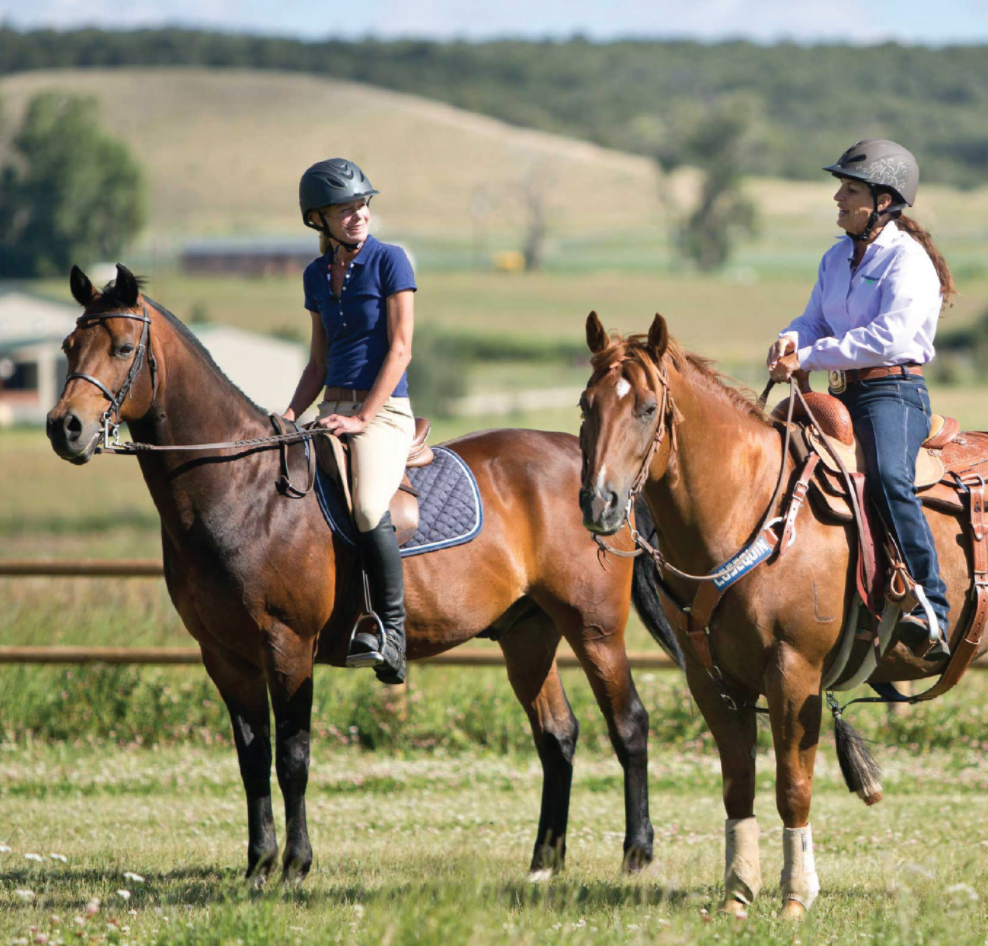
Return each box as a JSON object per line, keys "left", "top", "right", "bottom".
{"left": 114, "top": 263, "right": 140, "bottom": 308}
{"left": 586, "top": 311, "right": 609, "bottom": 354}
{"left": 647, "top": 313, "right": 669, "bottom": 359}
{"left": 69, "top": 265, "right": 95, "bottom": 307}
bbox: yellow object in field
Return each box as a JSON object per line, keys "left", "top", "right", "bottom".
{"left": 493, "top": 250, "right": 526, "bottom": 273}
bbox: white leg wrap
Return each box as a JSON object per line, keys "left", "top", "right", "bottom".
{"left": 781, "top": 825, "right": 820, "bottom": 910}
{"left": 724, "top": 817, "right": 762, "bottom": 905}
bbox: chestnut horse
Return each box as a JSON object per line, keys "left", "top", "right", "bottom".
{"left": 578, "top": 312, "right": 986, "bottom": 917}
{"left": 47, "top": 265, "right": 682, "bottom": 883}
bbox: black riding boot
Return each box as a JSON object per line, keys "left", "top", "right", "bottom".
{"left": 346, "top": 511, "right": 406, "bottom": 685}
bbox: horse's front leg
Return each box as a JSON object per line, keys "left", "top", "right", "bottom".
{"left": 261, "top": 625, "right": 315, "bottom": 883}
{"left": 201, "top": 648, "right": 279, "bottom": 883}
{"left": 683, "top": 655, "right": 761, "bottom": 914}
{"left": 765, "top": 645, "right": 823, "bottom": 919}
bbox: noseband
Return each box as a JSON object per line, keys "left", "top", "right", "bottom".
{"left": 66, "top": 305, "right": 158, "bottom": 451}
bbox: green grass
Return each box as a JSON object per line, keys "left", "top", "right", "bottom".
{"left": 2, "top": 743, "right": 988, "bottom": 945}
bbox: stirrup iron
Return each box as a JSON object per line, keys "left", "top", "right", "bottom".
{"left": 345, "top": 570, "right": 388, "bottom": 668}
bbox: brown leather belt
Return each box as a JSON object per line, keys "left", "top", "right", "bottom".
{"left": 324, "top": 386, "right": 369, "bottom": 402}
{"left": 845, "top": 364, "right": 923, "bottom": 384}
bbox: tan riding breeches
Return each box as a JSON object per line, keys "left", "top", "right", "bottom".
{"left": 318, "top": 395, "right": 415, "bottom": 532}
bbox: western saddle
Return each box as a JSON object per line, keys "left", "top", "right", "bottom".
{"left": 771, "top": 389, "right": 988, "bottom": 698}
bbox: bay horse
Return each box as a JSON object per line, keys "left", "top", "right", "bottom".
{"left": 578, "top": 311, "right": 985, "bottom": 917}
{"left": 46, "top": 265, "right": 682, "bottom": 884}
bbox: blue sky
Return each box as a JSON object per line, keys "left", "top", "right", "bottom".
{"left": 2, "top": 0, "right": 987, "bottom": 45}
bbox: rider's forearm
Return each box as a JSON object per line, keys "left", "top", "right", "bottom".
{"left": 360, "top": 345, "right": 412, "bottom": 424}
{"left": 285, "top": 361, "right": 325, "bottom": 420}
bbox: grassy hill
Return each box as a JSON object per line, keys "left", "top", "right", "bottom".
{"left": 0, "top": 67, "right": 665, "bottom": 244}
{"left": 2, "top": 68, "right": 986, "bottom": 275}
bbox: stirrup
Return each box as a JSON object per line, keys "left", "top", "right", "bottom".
{"left": 345, "top": 612, "right": 388, "bottom": 668}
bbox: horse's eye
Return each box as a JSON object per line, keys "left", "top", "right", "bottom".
{"left": 638, "top": 402, "right": 657, "bottom": 419}
{"left": 116, "top": 344, "right": 135, "bottom": 357}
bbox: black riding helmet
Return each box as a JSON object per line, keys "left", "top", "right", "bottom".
{"left": 299, "top": 158, "right": 379, "bottom": 250}
{"left": 823, "top": 139, "right": 919, "bottom": 242}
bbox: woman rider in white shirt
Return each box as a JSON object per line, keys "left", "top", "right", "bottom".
{"left": 767, "top": 139, "right": 956, "bottom": 660}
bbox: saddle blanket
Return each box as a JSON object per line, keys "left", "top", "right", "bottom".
{"left": 314, "top": 445, "right": 484, "bottom": 557}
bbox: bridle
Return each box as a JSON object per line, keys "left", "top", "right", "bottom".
{"left": 66, "top": 305, "right": 158, "bottom": 451}
{"left": 587, "top": 353, "right": 799, "bottom": 584}
{"left": 62, "top": 303, "right": 317, "bottom": 497}
{"left": 584, "top": 355, "right": 677, "bottom": 559}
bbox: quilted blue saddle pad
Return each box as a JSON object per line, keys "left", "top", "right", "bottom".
{"left": 314, "top": 445, "right": 484, "bottom": 557}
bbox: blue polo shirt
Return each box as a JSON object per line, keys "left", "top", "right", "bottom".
{"left": 302, "top": 235, "right": 416, "bottom": 397}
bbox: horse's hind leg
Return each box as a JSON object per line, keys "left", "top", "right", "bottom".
{"left": 499, "top": 616, "right": 577, "bottom": 876}
{"left": 260, "top": 626, "right": 315, "bottom": 884}
{"left": 201, "top": 648, "right": 279, "bottom": 882}
{"left": 565, "top": 630, "right": 653, "bottom": 872}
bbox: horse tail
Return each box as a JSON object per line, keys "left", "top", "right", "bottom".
{"left": 832, "top": 705, "right": 883, "bottom": 806}
{"left": 631, "top": 497, "right": 685, "bottom": 670}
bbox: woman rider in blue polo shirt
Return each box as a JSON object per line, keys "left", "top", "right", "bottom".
{"left": 284, "top": 158, "right": 416, "bottom": 684}
{"left": 767, "top": 139, "right": 956, "bottom": 661}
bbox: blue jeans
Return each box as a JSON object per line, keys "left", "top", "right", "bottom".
{"left": 837, "top": 375, "right": 949, "bottom": 631}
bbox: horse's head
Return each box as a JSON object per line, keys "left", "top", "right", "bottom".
{"left": 47, "top": 263, "right": 157, "bottom": 464}
{"left": 578, "top": 311, "right": 675, "bottom": 535}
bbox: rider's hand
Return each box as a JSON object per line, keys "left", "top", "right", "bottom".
{"left": 317, "top": 413, "right": 368, "bottom": 436}
{"left": 766, "top": 336, "right": 796, "bottom": 371}
{"left": 769, "top": 352, "right": 801, "bottom": 383}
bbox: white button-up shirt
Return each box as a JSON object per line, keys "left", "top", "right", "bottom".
{"left": 780, "top": 221, "right": 942, "bottom": 371}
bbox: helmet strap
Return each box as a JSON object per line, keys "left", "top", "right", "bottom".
{"left": 313, "top": 211, "right": 362, "bottom": 261}
{"left": 851, "top": 192, "right": 882, "bottom": 243}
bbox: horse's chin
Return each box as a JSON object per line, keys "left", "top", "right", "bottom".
{"left": 582, "top": 514, "right": 625, "bottom": 537}
{"left": 50, "top": 428, "right": 101, "bottom": 465}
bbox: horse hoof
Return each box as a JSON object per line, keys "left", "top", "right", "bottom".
{"left": 717, "top": 899, "right": 748, "bottom": 918}
{"left": 527, "top": 869, "right": 555, "bottom": 884}
{"left": 245, "top": 848, "right": 278, "bottom": 886}
{"left": 781, "top": 899, "right": 806, "bottom": 921}
{"left": 622, "top": 847, "right": 652, "bottom": 874}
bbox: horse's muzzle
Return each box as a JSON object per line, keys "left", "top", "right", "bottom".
{"left": 46, "top": 407, "right": 99, "bottom": 464}
{"left": 579, "top": 483, "right": 626, "bottom": 535}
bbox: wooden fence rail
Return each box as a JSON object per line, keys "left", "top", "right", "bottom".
{"left": 4, "top": 560, "right": 984, "bottom": 671}
{"left": 0, "top": 646, "right": 677, "bottom": 668}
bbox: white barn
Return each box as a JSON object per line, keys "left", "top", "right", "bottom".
{"left": 0, "top": 290, "right": 309, "bottom": 426}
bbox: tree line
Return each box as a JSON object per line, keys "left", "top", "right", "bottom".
{"left": 2, "top": 28, "right": 987, "bottom": 187}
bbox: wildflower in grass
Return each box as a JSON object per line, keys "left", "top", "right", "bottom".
{"left": 116, "top": 890, "right": 131, "bottom": 902}
{"left": 121, "top": 872, "right": 144, "bottom": 883}
{"left": 24, "top": 853, "right": 44, "bottom": 862}
{"left": 15, "top": 888, "right": 35, "bottom": 901}
{"left": 0, "top": 845, "right": 11, "bottom": 853}
{"left": 48, "top": 854, "right": 67, "bottom": 863}
{"left": 85, "top": 899, "right": 100, "bottom": 916}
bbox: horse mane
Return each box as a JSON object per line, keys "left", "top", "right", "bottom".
{"left": 89, "top": 277, "right": 266, "bottom": 417}
{"left": 145, "top": 298, "right": 267, "bottom": 416}
{"left": 589, "top": 332, "right": 768, "bottom": 425}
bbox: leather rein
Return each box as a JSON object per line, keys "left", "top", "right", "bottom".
{"left": 65, "top": 307, "right": 323, "bottom": 496}
{"left": 592, "top": 359, "right": 800, "bottom": 584}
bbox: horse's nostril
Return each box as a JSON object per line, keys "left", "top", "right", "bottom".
{"left": 63, "top": 413, "right": 83, "bottom": 441}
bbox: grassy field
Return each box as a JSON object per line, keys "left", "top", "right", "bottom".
{"left": 30, "top": 267, "right": 988, "bottom": 368}
{"left": 2, "top": 743, "right": 988, "bottom": 945}
{"left": 3, "top": 68, "right": 987, "bottom": 278}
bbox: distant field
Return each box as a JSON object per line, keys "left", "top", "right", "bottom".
{"left": 2, "top": 69, "right": 987, "bottom": 277}
{"left": 0, "top": 68, "right": 662, "bottom": 244}
{"left": 33, "top": 268, "right": 988, "bottom": 365}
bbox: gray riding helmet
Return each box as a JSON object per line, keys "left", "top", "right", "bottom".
{"left": 823, "top": 138, "right": 919, "bottom": 209}
{"left": 299, "top": 158, "right": 379, "bottom": 231}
